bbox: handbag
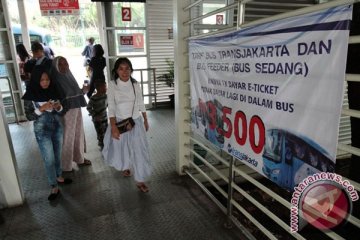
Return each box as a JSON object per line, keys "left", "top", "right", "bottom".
{"left": 116, "top": 117, "right": 135, "bottom": 133}
{"left": 115, "top": 79, "right": 136, "bottom": 134}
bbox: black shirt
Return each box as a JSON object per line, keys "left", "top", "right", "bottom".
{"left": 89, "top": 56, "right": 106, "bottom": 82}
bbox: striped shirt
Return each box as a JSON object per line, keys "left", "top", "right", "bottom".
{"left": 86, "top": 94, "right": 108, "bottom": 121}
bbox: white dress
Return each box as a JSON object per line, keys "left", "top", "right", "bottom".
{"left": 102, "top": 78, "right": 151, "bottom": 182}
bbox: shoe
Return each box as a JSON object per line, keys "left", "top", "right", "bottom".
{"left": 78, "top": 159, "right": 92, "bottom": 167}
{"left": 122, "top": 169, "right": 131, "bottom": 177}
{"left": 136, "top": 183, "right": 149, "bottom": 193}
{"left": 48, "top": 189, "right": 60, "bottom": 201}
{"left": 57, "top": 178, "right": 73, "bottom": 185}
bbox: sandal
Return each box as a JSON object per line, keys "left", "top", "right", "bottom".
{"left": 48, "top": 188, "right": 60, "bottom": 201}
{"left": 78, "top": 159, "right": 92, "bottom": 167}
{"left": 122, "top": 169, "right": 131, "bottom": 177}
{"left": 57, "top": 177, "right": 73, "bottom": 185}
{"left": 136, "top": 183, "right": 149, "bottom": 193}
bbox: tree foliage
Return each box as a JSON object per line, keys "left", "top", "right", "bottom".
{"left": 9, "top": 0, "right": 98, "bottom": 33}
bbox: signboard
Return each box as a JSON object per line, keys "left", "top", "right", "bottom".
{"left": 189, "top": 6, "right": 352, "bottom": 191}
{"left": 133, "top": 33, "right": 144, "bottom": 48}
{"left": 118, "top": 33, "right": 144, "bottom": 53}
{"left": 39, "top": 0, "right": 80, "bottom": 16}
{"left": 122, "top": 7, "right": 131, "bottom": 21}
{"left": 91, "top": 0, "right": 146, "bottom": 2}
{"left": 216, "top": 15, "right": 224, "bottom": 25}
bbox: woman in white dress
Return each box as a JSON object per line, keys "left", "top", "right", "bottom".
{"left": 102, "top": 57, "right": 151, "bottom": 192}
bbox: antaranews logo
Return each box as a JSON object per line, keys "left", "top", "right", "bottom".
{"left": 290, "top": 172, "right": 359, "bottom": 232}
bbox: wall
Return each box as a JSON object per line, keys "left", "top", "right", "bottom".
{"left": 147, "top": 0, "right": 175, "bottom": 104}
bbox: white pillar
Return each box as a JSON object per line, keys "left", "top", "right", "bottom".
{"left": 0, "top": 0, "right": 24, "bottom": 208}
{"left": 17, "top": 0, "right": 31, "bottom": 51}
{"left": 174, "top": 0, "right": 191, "bottom": 174}
{"left": 96, "top": 2, "right": 105, "bottom": 47}
{"left": 0, "top": 92, "right": 24, "bottom": 208}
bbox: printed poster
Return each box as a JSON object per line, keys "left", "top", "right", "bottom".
{"left": 189, "top": 5, "right": 352, "bottom": 191}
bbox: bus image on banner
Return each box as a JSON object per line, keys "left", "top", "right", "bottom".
{"left": 262, "top": 129, "right": 335, "bottom": 191}
{"left": 192, "top": 98, "right": 224, "bottom": 148}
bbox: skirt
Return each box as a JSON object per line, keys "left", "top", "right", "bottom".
{"left": 61, "top": 108, "right": 86, "bottom": 171}
{"left": 102, "top": 116, "right": 151, "bottom": 182}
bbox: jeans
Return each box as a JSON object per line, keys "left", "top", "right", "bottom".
{"left": 33, "top": 112, "right": 63, "bottom": 187}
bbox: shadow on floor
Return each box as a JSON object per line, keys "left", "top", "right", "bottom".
{"left": 0, "top": 109, "right": 245, "bottom": 240}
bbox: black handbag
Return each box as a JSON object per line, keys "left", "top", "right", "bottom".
{"left": 116, "top": 79, "right": 136, "bottom": 134}
{"left": 116, "top": 117, "right": 135, "bottom": 133}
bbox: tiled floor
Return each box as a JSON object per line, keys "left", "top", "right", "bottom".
{"left": 0, "top": 108, "right": 245, "bottom": 240}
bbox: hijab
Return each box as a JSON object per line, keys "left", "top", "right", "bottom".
{"left": 51, "top": 56, "right": 87, "bottom": 109}
{"left": 22, "top": 66, "right": 60, "bottom": 101}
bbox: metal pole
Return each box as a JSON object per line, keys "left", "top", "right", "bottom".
{"left": 17, "top": 0, "right": 31, "bottom": 51}
{"left": 153, "top": 68, "right": 157, "bottom": 108}
{"left": 6, "top": 77, "right": 19, "bottom": 124}
{"left": 224, "top": 156, "right": 235, "bottom": 228}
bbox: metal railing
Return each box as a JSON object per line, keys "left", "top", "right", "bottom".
{"left": 0, "top": 76, "right": 19, "bottom": 124}
{"left": 133, "top": 68, "right": 157, "bottom": 109}
{"left": 181, "top": 0, "right": 360, "bottom": 239}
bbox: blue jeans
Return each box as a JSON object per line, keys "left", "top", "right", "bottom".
{"left": 33, "top": 112, "right": 63, "bottom": 187}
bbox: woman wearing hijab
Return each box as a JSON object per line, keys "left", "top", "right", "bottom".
{"left": 52, "top": 56, "right": 91, "bottom": 172}
{"left": 22, "top": 66, "right": 72, "bottom": 201}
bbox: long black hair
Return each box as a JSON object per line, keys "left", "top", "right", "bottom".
{"left": 93, "top": 44, "right": 104, "bottom": 58}
{"left": 111, "top": 57, "right": 135, "bottom": 84}
{"left": 16, "top": 43, "right": 31, "bottom": 62}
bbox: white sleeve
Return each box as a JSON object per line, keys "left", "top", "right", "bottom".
{"left": 107, "top": 80, "right": 116, "bottom": 118}
{"left": 35, "top": 108, "right": 42, "bottom": 116}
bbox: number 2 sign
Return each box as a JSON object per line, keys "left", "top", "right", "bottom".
{"left": 122, "top": 7, "right": 131, "bottom": 21}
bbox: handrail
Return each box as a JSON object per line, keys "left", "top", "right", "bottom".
{"left": 133, "top": 68, "right": 157, "bottom": 108}
{"left": 183, "top": 0, "right": 203, "bottom": 11}
{"left": 183, "top": 3, "right": 237, "bottom": 25}
{"left": 338, "top": 143, "right": 360, "bottom": 160}
{"left": 346, "top": 74, "right": 360, "bottom": 82}
{"left": 0, "top": 77, "right": 19, "bottom": 124}
{"left": 187, "top": 0, "right": 359, "bottom": 40}
{"left": 240, "top": 0, "right": 359, "bottom": 29}
{"left": 342, "top": 108, "right": 360, "bottom": 118}
{"left": 349, "top": 35, "right": 360, "bottom": 44}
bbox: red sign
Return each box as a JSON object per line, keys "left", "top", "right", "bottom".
{"left": 120, "top": 36, "right": 133, "bottom": 45}
{"left": 39, "top": 0, "right": 79, "bottom": 16}
{"left": 216, "top": 14, "right": 224, "bottom": 25}
{"left": 133, "top": 33, "right": 144, "bottom": 48}
{"left": 122, "top": 7, "right": 132, "bottom": 21}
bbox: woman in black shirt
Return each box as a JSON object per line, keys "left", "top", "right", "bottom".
{"left": 87, "top": 44, "right": 106, "bottom": 98}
